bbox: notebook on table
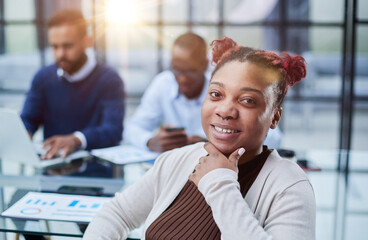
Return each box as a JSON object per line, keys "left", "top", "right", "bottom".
{"left": 0, "top": 109, "right": 90, "bottom": 169}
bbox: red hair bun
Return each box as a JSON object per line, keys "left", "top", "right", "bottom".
{"left": 281, "top": 52, "right": 307, "bottom": 87}
{"left": 210, "top": 37, "right": 237, "bottom": 64}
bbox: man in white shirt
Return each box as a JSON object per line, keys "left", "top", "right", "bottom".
{"left": 124, "top": 33, "right": 209, "bottom": 152}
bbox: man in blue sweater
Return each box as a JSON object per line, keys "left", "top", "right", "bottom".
{"left": 21, "top": 9, "right": 125, "bottom": 176}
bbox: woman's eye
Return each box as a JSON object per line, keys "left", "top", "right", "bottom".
{"left": 210, "top": 91, "right": 221, "bottom": 98}
{"left": 240, "top": 98, "right": 255, "bottom": 104}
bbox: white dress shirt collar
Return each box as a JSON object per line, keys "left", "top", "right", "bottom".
{"left": 57, "top": 49, "right": 97, "bottom": 83}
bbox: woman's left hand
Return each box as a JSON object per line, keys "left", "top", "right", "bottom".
{"left": 189, "top": 142, "right": 245, "bottom": 186}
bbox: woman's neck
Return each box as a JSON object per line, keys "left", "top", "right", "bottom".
{"left": 238, "top": 145, "right": 264, "bottom": 165}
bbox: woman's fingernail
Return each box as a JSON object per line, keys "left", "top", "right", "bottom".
{"left": 238, "top": 148, "right": 245, "bottom": 156}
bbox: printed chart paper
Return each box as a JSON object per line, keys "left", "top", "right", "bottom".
{"left": 1, "top": 192, "right": 111, "bottom": 223}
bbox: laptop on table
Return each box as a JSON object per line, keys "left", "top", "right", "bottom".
{"left": 0, "top": 109, "right": 90, "bottom": 169}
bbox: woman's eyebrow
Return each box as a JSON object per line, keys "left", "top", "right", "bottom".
{"left": 210, "top": 81, "right": 224, "bottom": 87}
{"left": 210, "top": 81, "right": 264, "bottom": 96}
{"left": 239, "top": 87, "right": 264, "bottom": 96}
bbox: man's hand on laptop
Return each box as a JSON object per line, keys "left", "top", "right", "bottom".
{"left": 42, "top": 134, "right": 82, "bottom": 159}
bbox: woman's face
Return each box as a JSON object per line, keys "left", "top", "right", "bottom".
{"left": 201, "top": 61, "right": 281, "bottom": 156}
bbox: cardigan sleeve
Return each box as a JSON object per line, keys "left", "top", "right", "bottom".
{"left": 198, "top": 168, "right": 316, "bottom": 240}
{"left": 83, "top": 147, "right": 181, "bottom": 239}
{"left": 83, "top": 166, "right": 157, "bottom": 239}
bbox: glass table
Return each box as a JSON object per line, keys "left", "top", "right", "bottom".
{"left": 0, "top": 160, "right": 145, "bottom": 239}
{"left": 1, "top": 149, "right": 368, "bottom": 240}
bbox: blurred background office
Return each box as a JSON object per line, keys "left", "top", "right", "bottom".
{"left": 0, "top": 0, "right": 367, "bottom": 239}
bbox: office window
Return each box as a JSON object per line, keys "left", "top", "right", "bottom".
{"left": 354, "top": 26, "right": 368, "bottom": 98}
{"left": 351, "top": 21, "right": 368, "bottom": 150}
{"left": 352, "top": 25, "right": 368, "bottom": 150}
{"left": 352, "top": 101, "right": 368, "bottom": 150}
{"left": 192, "top": 26, "right": 218, "bottom": 43}
{"left": 300, "top": 27, "right": 343, "bottom": 98}
{"left": 310, "top": 0, "right": 344, "bottom": 22}
{"left": 4, "top": 25, "right": 37, "bottom": 53}
{"left": 162, "top": 0, "right": 187, "bottom": 22}
{"left": 223, "top": 26, "right": 264, "bottom": 49}
{"left": 0, "top": 0, "right": 39, "bottom": 94}
{"left": 2, "top": 25, "right": 39, "bottom": 90}
{"left": 283, "top": 102, "right": 340, "bottom": 150}
{"left": 4, "top": 0, "right": 35, "bottom": 21}
{"left": 104, "top": 0, "right": 158, "bottom": 24}
{"left": 310, "top": 27, "right": 343, "bottom": 53}
{"left": 358, "top": 0, "right": 368, "bottom": 19}
{"left": 285, "top": 27, "right": 309, "bottom": 54}
{"left": 105, "top": 25, "right": 158, "bottom": 96}
{"left": 192, "top": 0, "right": 219, "bottom": 23}
{"left": 224, "top": 0, "right": 278, "bottom": 23}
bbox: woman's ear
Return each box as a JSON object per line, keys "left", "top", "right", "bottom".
{"left": 270, "top": 107, "right": 282, "bottom": 129}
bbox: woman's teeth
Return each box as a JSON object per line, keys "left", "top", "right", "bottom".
{"left": 214, "top": 126, "right": 238, "bottom": 134}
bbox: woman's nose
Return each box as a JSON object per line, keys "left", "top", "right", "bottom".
{"left": 215, "top": 102, "right": 239, "bottom": 120}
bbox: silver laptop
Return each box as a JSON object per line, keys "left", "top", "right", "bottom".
{"left": 0, "top": 109, "right": 89, "bottom": 169}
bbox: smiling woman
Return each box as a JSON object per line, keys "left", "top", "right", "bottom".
{"left": 202, "top": 61, "right": 277, "bottom": 157}
{"left": 83, "top": 37, "right": 315, "bottom": 240}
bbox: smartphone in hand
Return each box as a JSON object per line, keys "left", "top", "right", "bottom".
{"left": 166, "top": 127, "right": 185, "bottom": 132}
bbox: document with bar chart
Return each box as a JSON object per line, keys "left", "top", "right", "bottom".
{"left": 1, "top": 192, "right": 112, "bottom": 222}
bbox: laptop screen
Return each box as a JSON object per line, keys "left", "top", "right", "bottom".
{"left": 0, "top": 109, "right": 41, "bottom": 166}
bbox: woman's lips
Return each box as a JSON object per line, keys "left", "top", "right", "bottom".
{"left": 213, "top": 125, "right": 240, "bottom": 133}
{"left": 210, "top": 124, "right": 241, "bottom": 140}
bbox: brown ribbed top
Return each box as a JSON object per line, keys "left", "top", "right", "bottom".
{"left": 146, "top": 146, "right": 271, "bottom": 240}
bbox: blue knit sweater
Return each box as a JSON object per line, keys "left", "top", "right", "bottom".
{"left": 21, "top": 63, "right": 125, "bottom": 150}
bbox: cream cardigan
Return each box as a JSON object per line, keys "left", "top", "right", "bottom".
{"left": 83, "top": 142, "right": 315, "bottom": 240}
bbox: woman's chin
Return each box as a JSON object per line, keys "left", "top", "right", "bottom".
{"left": 209, "top": 141, "right": 237, "bottom": 156}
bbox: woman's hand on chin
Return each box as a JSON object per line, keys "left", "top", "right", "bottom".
{"left": 189, "top": 142, "right": 245, "bottom": 186}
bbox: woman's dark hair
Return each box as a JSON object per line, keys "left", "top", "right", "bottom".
{"left": 210, "top": 37, "right": 307, "bottom": 108}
